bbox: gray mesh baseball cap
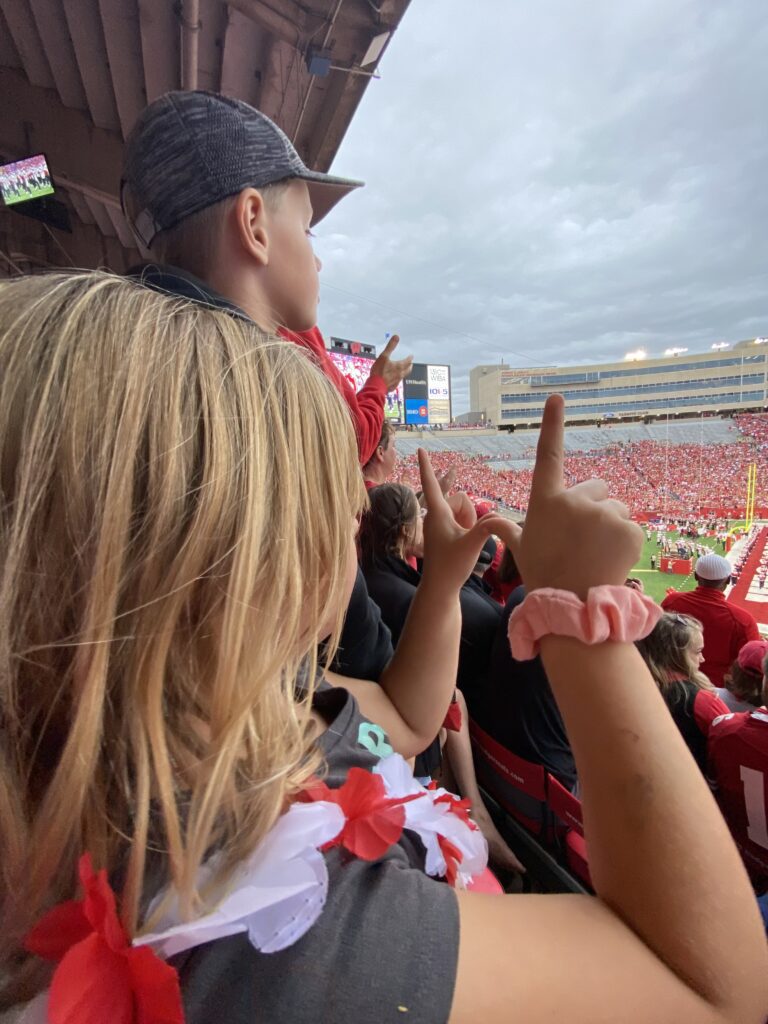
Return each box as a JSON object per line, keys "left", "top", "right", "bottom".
{"left": 121, "top": 90, "right": 363, "bottom": 247}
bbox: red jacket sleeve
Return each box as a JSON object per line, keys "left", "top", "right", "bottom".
{"left": 693, "top": 689, "right": 731, "bottom": 736}
{"left": 278, "top": 326, "right": 386, "bottom": 466}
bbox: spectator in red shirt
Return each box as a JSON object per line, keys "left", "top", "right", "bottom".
{"left": 716, "top": 640, "right": 768, "bottom": 714}
{"left": 708, "top": 659, "right": 768, "bottom": 894}
{"left": 636, "top": 612, "right": 729, "bottom": 773}
{"left": 661, "top": 553, "right": 759, "bottom": 686}
{"left": 280, "top": 328, "right": 410, "bottom": 466}
{"left": 362, "top": 420, "right": 397, "bottom": 491}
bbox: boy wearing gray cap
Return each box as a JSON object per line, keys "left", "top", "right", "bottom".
{"left": 662, "top": 552, "right": 760, "bottom": 686}
{"left": 121, "top": 89, "right": 411, "bottom": 466}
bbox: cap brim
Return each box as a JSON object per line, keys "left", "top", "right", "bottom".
{"left": 299, "top": 171, "right": 364, "bottom": 225}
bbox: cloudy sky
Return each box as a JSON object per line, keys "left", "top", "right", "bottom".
{"left": 311, "top": 0, "right": 768, "bottom": 413}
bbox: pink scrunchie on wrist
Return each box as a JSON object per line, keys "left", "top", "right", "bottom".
{"left": 508, "top": 585, "right": 662, "bottom": 661}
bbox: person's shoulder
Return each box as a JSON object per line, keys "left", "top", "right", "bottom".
{"left": 709, "top": 707, "right": 764, "bottom": 742}
{"left": 174, "top": 853, "right": 458, "bottom": 1024}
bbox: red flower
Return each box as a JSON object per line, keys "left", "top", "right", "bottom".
{"left": 434, "top": 793, "right": 479, "bottom": 830}
{"left": 437, "top": 836, "right": 464, "bottom": 888}
{"left": 24, "top": 854, "right": 184, "bottom": 1024}
{"left": 300, "top": 768, "right": 420, "bottom": 861}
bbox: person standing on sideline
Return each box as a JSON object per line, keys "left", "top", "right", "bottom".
{"left": 662, "top": 553, "right": 759, "bottom": 686}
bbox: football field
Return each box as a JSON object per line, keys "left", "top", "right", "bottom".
{"left": 631, "top": 531, "right": 724, "bottom": 605}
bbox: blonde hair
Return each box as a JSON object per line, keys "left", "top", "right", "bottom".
{"left": 0, "top": 271, "right": 364, "bottom": 1006}
{"left": 635, "top": 612, "right": 713, "bottom": 694}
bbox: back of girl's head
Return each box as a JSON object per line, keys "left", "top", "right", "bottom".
{"left": 359, "top": 483, "right": 419, "bottom": 565}
{"left": 635, "top": 612, "right": 711, "bottom": 693}
{"left": 0, "top": 272, "right": 364, "bottom": 1000}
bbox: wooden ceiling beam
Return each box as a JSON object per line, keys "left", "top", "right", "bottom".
{"left": 67, "top": 188, "right": 96, "bottom": 225}
{"left": 84, "top": 194, "right": 116, "bottom": 237}
{"left": 196, "top": 0, "right": 228, "bottom": 92}
{"left": 0, "top": 6, "right": 23, "bottom": 69}
{"left": 98, "top": 0, "right": 147, "bottom": 138}
{"left": 219, "top": 5, "right": 265, "bottom": 106}
{"left": 0, "top": 67, "right": 124, "bottom": 197}
{"left": 61, "top": 0, "right": 120, "bottom": 132}
{"left": 27, "top": 0, "right": 88, "bottom": 109}
{"left": 0, "top": 0, "right": 55, "bottom": 89}
{"left": 105, "top": 204, "right": 137, "bottom": 249}
{"left": 138, "top": 0, "right": 179, "bottom": 103}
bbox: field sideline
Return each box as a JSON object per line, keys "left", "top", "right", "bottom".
{"left": 632, "top": 531, "right": 724, "bottom": 605}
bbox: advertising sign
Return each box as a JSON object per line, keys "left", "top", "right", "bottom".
{"left": 427, "top": 364, "right": 451, "bottom": 423}
{"left": 404, "top": 363, "right": 429, "bottom": 424}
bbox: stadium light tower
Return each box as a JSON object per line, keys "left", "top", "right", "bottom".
{"left": 624, "top": 348, "right": 647, "bottom": 361}
{"left": 711, "top": 342, "right": 730, "bottom": 350}
{"left": 664, "top": 347, "right": 688, "bottom": 356}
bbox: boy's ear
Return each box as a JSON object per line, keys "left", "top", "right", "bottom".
{"left": 233, "top": 187, "right": 270, "bottom": 267}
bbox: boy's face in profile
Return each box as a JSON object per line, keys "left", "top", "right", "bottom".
{"left": 261, "top": 179, "right": 322, "bottom": 332}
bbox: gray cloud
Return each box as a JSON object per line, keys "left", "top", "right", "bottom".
{"left": 312, "top": 0, "right": 768, "bottom": 413}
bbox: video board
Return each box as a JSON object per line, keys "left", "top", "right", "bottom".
{"left": 404, "top": 363, "right": 452, "bottom": 424}
{"left": 327, "top": 351, "right": 404, "bottom": 423}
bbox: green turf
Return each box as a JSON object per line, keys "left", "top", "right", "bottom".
{"left": 631, "top": 531, "right": 725, "bottom": 605}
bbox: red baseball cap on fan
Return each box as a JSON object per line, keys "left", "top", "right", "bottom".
{"left": 737, "top": 640, "right": 768, "bottom": 678}
{"left": 474, "top": 501, "right": 494, "bottom": 518}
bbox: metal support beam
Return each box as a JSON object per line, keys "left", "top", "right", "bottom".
{"left": 27, "top": 0, "right": 88, "bottom": 109}
{"left": 62, "top": 0, "right": 120, "bottom": 131}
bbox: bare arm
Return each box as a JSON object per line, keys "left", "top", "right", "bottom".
{"left": 450, "top": 395, "right": 768, "bottom": 1024}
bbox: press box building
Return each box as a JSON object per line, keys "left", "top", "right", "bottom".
{"left": 470, "top": 340, "right": 768, "bottom": 429}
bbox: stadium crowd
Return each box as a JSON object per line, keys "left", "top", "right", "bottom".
{"left": 0, "top": 89, "right": 766, "bottom": 1024}
{"left": 394, "top": 423, "right": 768, "bottom": 519}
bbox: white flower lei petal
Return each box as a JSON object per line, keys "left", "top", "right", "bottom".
{"left": 373, "top": 753, "right": 488, "bottom": 885}
{"left": 135, "top": 800, "right": 345, "bottom": 958}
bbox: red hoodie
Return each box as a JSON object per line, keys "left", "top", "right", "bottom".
{"left": 278, "top": 326, "right": 387, "bottom": 467}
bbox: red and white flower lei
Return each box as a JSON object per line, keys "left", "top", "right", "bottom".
{"left": 15, "top": 753, "right": 487, "bottom": 1024}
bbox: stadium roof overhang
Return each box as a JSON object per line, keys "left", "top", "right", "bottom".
{"left": 0, "top": 0, "right": 410, "bottom": 276}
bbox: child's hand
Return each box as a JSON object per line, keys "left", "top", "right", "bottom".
{"left": 493, "top": 395, "right": 643, "bottom": 599}
{"left": 369, "top": 334, "right": 413, "bottom": 392}
{"left": 418, "top": 448, "right": 497, "bottom": 592}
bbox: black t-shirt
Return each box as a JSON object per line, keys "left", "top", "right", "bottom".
{"left": 328, "top": 566, "right": 393, "bottom": 682}
{"left": 465, "top": 586, "right": 577, "bottom": 790}
{"left": 362, "top": 554, "right": 501, "bottom": 701}
{"left": 170, "top": 683, "right": 460, "bottom": 1024}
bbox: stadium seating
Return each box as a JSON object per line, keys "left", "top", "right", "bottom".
{"left": 468, "top": 718, "right": 547, "bottom": 834}
{"left": 393, "top": 413, "right": 768, "bottom": 518}
{"left": 547, "top": 774, "right": 592, "bottom": 888}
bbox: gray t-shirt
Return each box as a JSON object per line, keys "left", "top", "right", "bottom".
{"left": 171, "top": 684, "right": 460, "bottom": 1023}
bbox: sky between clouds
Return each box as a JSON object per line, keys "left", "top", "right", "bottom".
{"left": 311, "top": 0, "right": 768, "bottom": 414}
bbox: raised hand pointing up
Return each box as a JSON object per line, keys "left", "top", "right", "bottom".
{"left": 495, "top": 394, "right": 643, "bottom": 598}
{"left": 369, "top": 334, "right": 413, "bottom": 393}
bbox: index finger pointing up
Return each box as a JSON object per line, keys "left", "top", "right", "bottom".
{"left": 382, "top": 333, "right": 400, "bottom": 356}
{"left": 418, "top": 447, "right": 443, "bottom": 510}
{"left": 530, "top": 394, "right": 565, "bottom": 502}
